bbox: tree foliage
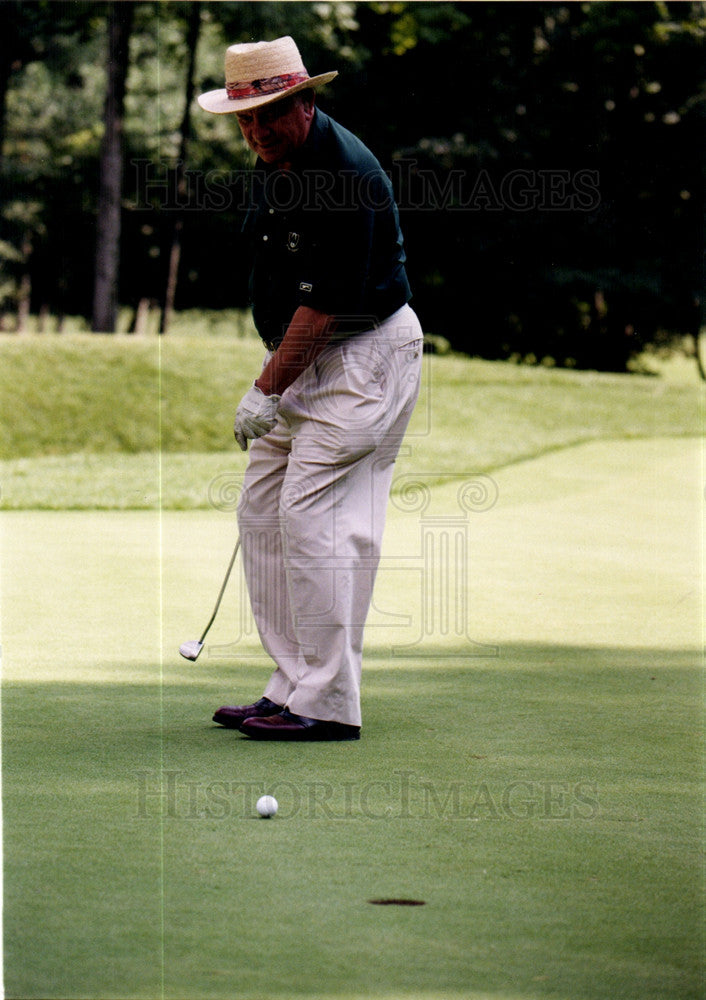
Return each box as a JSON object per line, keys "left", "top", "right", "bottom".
{"left": 1, "top": 1, "right": 703, "bottom": 369}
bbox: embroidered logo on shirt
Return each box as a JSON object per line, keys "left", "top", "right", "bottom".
{"left": 299, "top": 282, "right": 313, "bottom": 293}
{"left": 286, "top": 232, "right": 300, "bottom": 252}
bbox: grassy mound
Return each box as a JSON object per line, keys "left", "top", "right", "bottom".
{"left": 0, "top": 331, "right": 701, "bottom": 509}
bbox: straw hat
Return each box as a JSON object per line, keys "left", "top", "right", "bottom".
{"left": 198, "top": 36, "right": 338, "bottom": 115}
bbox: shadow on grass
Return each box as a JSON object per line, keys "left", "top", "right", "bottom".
{"left": 3, "top": 641, "right": 703, "bottom": 1000}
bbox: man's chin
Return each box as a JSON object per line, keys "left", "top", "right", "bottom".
{"left": 257, "top": 147, "right": 282, "bottom": 163}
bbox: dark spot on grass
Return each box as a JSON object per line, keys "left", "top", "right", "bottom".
{"left": 368, "top": 898, "right": 426, "bottom": 906}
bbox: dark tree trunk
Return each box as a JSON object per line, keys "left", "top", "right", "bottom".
{"left": 693, "top": 297, "right": 705, "bottom": 382}
{"left": 16, "top": 231, "right": 32, "bottom": 332}
{"left": 159, "top": 2, "right": 201, "bottom": 335}
{"left": 92, "top": 3, "right": 134, "bottom": 333}
{"left": 0, "top": 4, "right": 32, "bottom": 163}
{"left": 0, "top": 55, "right": 10, "bottom": 162}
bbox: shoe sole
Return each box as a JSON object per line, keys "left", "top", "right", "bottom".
{"left": 213, "top": 714, "right": 246, "bottom": 728}
{"left": 242, "top": 725, "right": 361, "bottom": 742}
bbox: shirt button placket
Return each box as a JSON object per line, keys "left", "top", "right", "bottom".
{"left": 262, "top": 206, "right": 276, "bottom": 244}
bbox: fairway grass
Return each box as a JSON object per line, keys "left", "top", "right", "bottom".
{"left": 2, "top": 437, "right": 703, "bottom": 999}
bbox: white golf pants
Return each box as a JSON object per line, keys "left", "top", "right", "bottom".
{"left": 237, "top": 304, "right": 423, "bottom": 726}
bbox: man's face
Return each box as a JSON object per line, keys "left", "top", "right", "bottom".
{"left": 236, "top": 93, "right": 315, "bottom": 166}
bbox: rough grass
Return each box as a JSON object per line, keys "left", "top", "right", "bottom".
{"left": 0, "top": 330, "right": 702, "bottom": 509}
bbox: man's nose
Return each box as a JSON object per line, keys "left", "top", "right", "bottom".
{"left": 252, "top": 114, "right": 273, "bottom": 135}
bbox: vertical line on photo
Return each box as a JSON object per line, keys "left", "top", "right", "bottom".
{"left": 155, "top": 11, "right": 168, "bottom": 994}
{"left": 696, "top": 430, "right": 706, "bottom": 667}
{"left": 156, "top": 236, "right": 166, "bottom": 1000}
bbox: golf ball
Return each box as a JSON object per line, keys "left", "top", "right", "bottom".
{"left": 256, "top": 795, "right": 278, "bottom": 818}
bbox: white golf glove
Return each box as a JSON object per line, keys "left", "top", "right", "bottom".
{"left": 234, "top": 384, "right": 281, "bottom": 451}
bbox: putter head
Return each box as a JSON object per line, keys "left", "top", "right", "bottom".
{"left": 179, "top": 639, "right": 203, "bottom": 661}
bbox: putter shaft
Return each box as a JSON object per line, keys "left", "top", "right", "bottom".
{"left": 179, "top": 537, "right": 240, "bottom": 660}
{"left": 199, "top": 536, "right": 240, "bottom": 641}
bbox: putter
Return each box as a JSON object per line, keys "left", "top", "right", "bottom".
{"left": 179, "top": 537, "right": 241, "bottom": 661}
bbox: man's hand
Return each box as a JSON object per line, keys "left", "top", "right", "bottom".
{"left": 255, "top": 305, "right": 337, "bottom": 397}
{"left": 234, "top": 384, "right": 281, "bottom": 451}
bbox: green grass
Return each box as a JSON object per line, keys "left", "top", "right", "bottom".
{"left": 0, "top": 330, "right": 702, "bottom": 509}
{"left": 3, "top": 654, "right": 701, "bottom": 1000}
{"left": 1, "top": 326, "right": 703, "bottom": 998}
{"left": 2, "top": 435, "right": 703, "bottom": 999}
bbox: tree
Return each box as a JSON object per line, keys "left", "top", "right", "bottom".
{"left": 2, "top": 1, "right": 702, "bottom": 367}
{"left": 0, "top": 1, "right": 91, "bottom": 161}
{"left": 0, "top": 1, "right": 98, "bottom": 326}
{"left": 159, "top": 2, "right": 202, "bottom": 335}
{"left": 92, "top": 2, "right": 134, "bottom": 333}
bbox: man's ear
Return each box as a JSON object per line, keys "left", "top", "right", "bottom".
{"left": 301, "top": 90, "right": 316, "bottom": 120}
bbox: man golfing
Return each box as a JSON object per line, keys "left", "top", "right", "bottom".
{"left": 198, "top": 36, "right": 423, "bottom": 740}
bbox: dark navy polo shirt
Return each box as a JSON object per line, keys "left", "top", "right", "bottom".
{"left": 244, "top": 109, "right": 411, "bottom": 349}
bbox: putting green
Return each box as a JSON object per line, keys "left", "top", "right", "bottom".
{"left": 2, "top": 437, "right": 703, "bottom": 999}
